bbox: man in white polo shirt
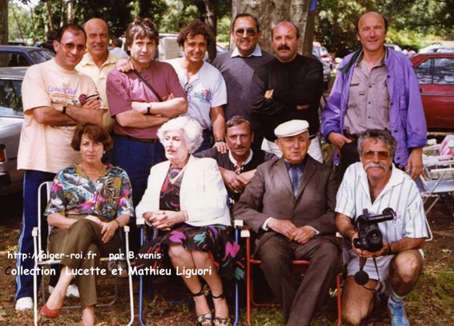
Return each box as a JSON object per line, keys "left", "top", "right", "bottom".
{"left": 336, "top": 129, "right": 431, "bottom": 326}
{"left": 15, "top": 23, "right": 102, "bottom": 310}
{"left": 167, "top": 20, "right": 227, "bottom": 152}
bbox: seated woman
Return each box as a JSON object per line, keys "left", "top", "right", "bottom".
{"left": 136, "top": 116, "right": 238, "bottom": 326}
{"left": 40, "top": 124, "right": 133, "bottom": 326}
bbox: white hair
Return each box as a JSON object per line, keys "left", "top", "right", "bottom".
{"left": 157, "top": 116, "right": 203, "bottom": 153}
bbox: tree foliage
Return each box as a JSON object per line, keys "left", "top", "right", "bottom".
{"left": 316, "top": 0, "right": 454, "bottom": 56}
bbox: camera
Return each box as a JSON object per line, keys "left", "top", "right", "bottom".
{"left": 353, "top": 208, "right": 396, "bottom": 252}
{"left": 352, "top": 208, "right": 396, "bottom": 286}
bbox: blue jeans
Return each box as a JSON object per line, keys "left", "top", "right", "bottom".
{"left": 16, "top": 170, "right": 55, "bottom": 300}
{"left": 112, "top": 135, "right": 166, "bottom": 251}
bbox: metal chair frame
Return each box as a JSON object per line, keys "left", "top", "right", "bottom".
{"left": 136, "top": 216, "right": 242, "bottom": 326}
{"left": 32, "top": 181, "right": 135, "bottom": 325}
{"left": 238, "top": 221, "right": 342, "bottom": 326}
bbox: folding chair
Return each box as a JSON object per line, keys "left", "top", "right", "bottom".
{"left": 419, "top": 136, "right": 454, "bottom": 216}
{"left": 32, "top": 181, "right": 135, "bottom": 326}
{"left": 237, "top": 220, "right": 342, "bottom": 326}
{"left": 136, "top": 216, "right": 242, "bottom": 326}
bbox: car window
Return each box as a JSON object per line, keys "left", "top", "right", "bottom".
{"left": 28, "top": 49, "right": 54, "bottom": 63}
{"left": 0, "top": 53, "right": 29, "bottom": 67}
{"left": 415, "top": 59, "right": 433, "bottom": 84}
{"left": 0, "top": 79, "right": 23, "bottom": 116}
{"left": 433, "top": 58, "right": 454, "bottom": 85}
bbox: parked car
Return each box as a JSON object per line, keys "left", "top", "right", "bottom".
{"left": 411, "top": 53, "right": 454, "bottom": 131}
{"left": 419, "top": 42, "right": 454, "bottom": 54}
{"left": 0, "top": 45, "right": 54, "bottom": 68}
{"left": 0, "top": 67, "right": 25, "bottom": 195}
{"left": 312, "top": 42, "right": 333, "bottom": 88}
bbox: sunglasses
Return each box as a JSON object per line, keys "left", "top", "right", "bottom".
{"left": 234, "top": 28, "right": 257, "bottom": 37}
{"left": 61, "top": 42, "right": 86, "bottom": 52}
{"left": 362, "top": 150, "right": 390, "bottom": 160}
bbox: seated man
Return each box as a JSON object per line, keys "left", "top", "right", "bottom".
{"left": 195, "top": 115, "right": 274, "bottom": 203}
{"left": 335, "top": 129, "right": 431, "bottom": 326}
{"left": 234, "top": 120, "right": 339, "bottom": 326}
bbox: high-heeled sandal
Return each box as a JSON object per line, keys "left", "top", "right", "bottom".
{"left": 192, "top": 287, "right": 212, "bottom": 326}
{"left": 211, "top": 293, "right": 231, "bottom": 326}
{"left": 40, "top": 304, "right": 60, "bottom": 318}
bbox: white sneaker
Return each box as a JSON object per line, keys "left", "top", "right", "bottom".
{"left": 48, "top": 284, "right": 80, "bottom": 298}
{"left": 15, "top": 297, "right": 33, "bottom": 310}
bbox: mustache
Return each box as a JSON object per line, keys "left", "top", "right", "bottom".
{"left": 278, "top": 45, "right": 290, "bottom": 51}
{"left": 364, "top": 162, "right": 387, "bottom": 170}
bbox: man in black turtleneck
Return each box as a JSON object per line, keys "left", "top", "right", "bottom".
{"left": 250, "top": 21, "right": 324, "bottom": 162}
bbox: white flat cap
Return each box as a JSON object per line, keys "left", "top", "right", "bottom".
{"left": 274, "top": 120, "right": 309, "bottom": 138}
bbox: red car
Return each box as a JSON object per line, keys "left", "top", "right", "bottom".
{"left": 411, "top": 53, "right": 454, "bottom": 131}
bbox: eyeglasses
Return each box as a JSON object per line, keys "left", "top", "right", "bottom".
{"left": 61, "top": 42, "right": 86, "bottom": 52}
{"left": 234, "top": 28, "right": 257, "bottom": 37}
{"left": 362, "top": 150, "right": 390, "bottom": 160}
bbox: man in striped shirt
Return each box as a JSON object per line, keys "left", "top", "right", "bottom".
{"left": 335, "top": 129, "right": 431, "bottom": 326}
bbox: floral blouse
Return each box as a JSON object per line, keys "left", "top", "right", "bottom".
{"left": 45, "top": 164, "right": 134, "bottom": 221}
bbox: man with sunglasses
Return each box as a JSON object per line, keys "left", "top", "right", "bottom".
{"left": 321, "top": 11, "right": 427, "bottom": 182}
{"left": 336, "top": 129, "right": 430, "bottom": 326}
{"left": 15, "top": 23, "right": 103, "bottom": 310}
{"left": 249, "top": 21, "right": 324, "bottom": 162}
{"left": 213, "top": 13, "right": 272, "bottom": 149}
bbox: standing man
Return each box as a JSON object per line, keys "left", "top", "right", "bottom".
{"left": 249, "top": 21, "right": 324, "bottom": 162}
{"left": 213, "top": 13, "right": 273, "bottom": 149}
{"left": 234, "top": 120, "right": 339, "bottom": 326}
{"left": 107, "top": 17, "right": 187, "bottom": 211}
{"left": 15, "top": 24, "right": 103, "bottom": 310}
{"left": 336, "top": 129, "right": 430, "bottom": 326}
{"left": 77, "top": 18, "right": 118, "bottom": 130}
{"left": 195, "top": 115, "right": 274, "bottom": 202}
{"left": 321, "top": 11, "right": 427, "bottom": 180}
{"left": 167, "top": 20, "right": 227, "bottom": 152}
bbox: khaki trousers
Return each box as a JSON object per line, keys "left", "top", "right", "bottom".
{"left": 48, "top": 216, "right": 123, "bottom": 306}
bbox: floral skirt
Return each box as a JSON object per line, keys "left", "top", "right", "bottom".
{"left": 135, "top": 223, "right": 243, "bottom": 280}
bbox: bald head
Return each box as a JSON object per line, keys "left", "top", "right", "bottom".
{"left": 84, "top": 18, "right": 109, "bottom": 62}
{"left": 271, "top": 21, "right": 300, "bottom": 39}
{"left": 356, "top": 11, "right": 388, "bottom": 33}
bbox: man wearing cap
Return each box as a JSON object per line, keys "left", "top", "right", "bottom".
{"left": 249, "top": 21, "right": 324, "bottom": 162}
{"left": 234, "top": 119, "right": 339, "bottom": 326}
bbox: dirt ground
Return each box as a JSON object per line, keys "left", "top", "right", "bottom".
{"left": 0, "top": 192, "right": 453, "bottom": 326}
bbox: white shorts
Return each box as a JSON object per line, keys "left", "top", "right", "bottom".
{"left": 346, "top": 249, "right": 425, "bottom": 282}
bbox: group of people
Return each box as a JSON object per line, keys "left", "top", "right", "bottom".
{"left": 13, "top": 8, "right": 431, "bottom": 326}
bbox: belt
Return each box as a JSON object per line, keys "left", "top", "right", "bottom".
{"left": 114, "top": 134, "right": 160, "bottom": 143}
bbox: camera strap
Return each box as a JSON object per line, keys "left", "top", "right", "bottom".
{"left": 363, "top": 258, "right": 383, "bottom": 292}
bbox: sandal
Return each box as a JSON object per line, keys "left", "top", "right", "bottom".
{"left": 212, "top": 293, "right": 231, "bottom": 326}
{"left": 192, "top": 287, "right": 212, "bottom": 326}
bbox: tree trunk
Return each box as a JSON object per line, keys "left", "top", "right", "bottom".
{"left": 203, "top": 0, "right": 217, "bottom": 61}
{"left": 0, "top": 0, "right": 8, "bottom": 44}
{"left": 67, "top": 0, "right": 75, "bottom": 23}
{"left": 231, "top": 0, "right": 314, "bottom": 55}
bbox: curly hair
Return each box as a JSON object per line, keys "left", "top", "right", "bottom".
{"left": 177, "top": 20, "right": 212, "bottom": 48}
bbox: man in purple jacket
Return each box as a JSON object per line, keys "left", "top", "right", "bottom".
{"left": 321, "top": 11, "right": 427, "bottom": 181}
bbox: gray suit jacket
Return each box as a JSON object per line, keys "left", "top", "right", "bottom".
{"left": 234, "top": 155, "right": 337, "bottom": 237}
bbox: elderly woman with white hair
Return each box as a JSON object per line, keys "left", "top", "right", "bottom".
{"left": 136, "top": 116, "right": 238, "bottom": 326}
